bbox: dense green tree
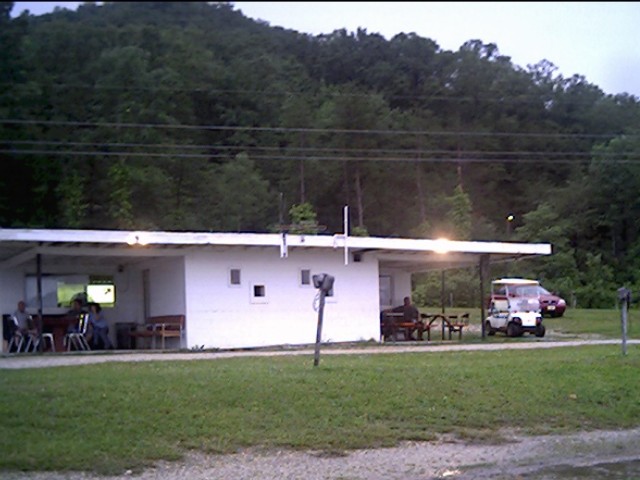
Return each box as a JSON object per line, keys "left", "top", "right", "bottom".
{"left": 203, "top": 153, "right": 276, "bottom": 232}
{"left": 2, "top": 1, "right": 640, "bottom": 306}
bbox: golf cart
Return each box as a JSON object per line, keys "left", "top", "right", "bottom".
{"left": 485, "top": 278, "right": 546, "bottom": 338}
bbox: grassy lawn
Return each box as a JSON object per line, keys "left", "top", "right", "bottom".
{"left": 1, "top": 343, "right": 640, "bottom": 474}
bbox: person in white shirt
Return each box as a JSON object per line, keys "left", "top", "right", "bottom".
{"left": 12, "top": 300, "right": 36, "bottom": 336}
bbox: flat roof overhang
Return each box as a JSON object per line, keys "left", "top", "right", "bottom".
{"left": 0, "top": 228, "right": 552, "bottom": 271}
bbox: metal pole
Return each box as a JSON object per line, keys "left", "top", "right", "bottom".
{"left": 621, "top": 294, "right": 628, "bottom": 357}
{"left": 479, "top": 254, "right": 489, "bottom": 339}
{"left": 343, "top": 205, "right": 349, "bottom": 266}
{"left": 617, "top": 287, "right": 630, "bottom": 356}
{"left": 441, "top": 270, "right": 445, "bottom": 314}
{"left": 313, "top": 290, "right": 327, "bottom": 367}
{"left": 622, "top": 302, "right": 628, "bottom": 356}
{"left": 36, "top": 253, "right": 44, "bottom": 352}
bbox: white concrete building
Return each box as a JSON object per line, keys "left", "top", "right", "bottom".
{"left": 0, "top": 228, "right": 552, "bottom": 351}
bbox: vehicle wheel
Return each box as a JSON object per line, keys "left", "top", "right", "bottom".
{"left": 535, "top": 324, "right": 546, "bottom": 337}
{"left": 485, "top": 321, "right": 495, "bottom": 336}
{"left": 506, "top": 322, "right": 521, "bottom": 338}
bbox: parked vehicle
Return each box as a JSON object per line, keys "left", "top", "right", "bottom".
{"left": 537, "top": 285, "right": 567, "bottom": 317}
{"left": 485, "top": 278, "right": 546, "bottom": 338}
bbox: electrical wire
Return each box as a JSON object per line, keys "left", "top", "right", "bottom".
{"left": 1, "top": 82, "right": 636, "bottom": 106}
{"left": 0, "top": 118, "right": 628, "bottom": 139}
{"left": 5, "top": 140, "right": 634, "bottom": 159}
{"left": 2, "top": 149, "right": 639, "bottom": 164}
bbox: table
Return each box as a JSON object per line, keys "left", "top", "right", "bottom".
{"left": 41, "top": 315, "right": 81, "bottom": 352}
{"left": 380, "top": 312, "right": 425, "bottom": 341}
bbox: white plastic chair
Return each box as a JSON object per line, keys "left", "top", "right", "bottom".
{"left": 26, "top": 332, "right": 56, "bottom": 352}
{"left": 64, "top": 313, "right": 91, "bottom": 351}
{"left": 6, "top": 315, "right": 27, "bottom": 353}
{"left": 8, "top": 332, "right": 25, "bottom": 353}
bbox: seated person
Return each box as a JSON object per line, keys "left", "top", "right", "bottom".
{"left": 392, "top": 296, "right": 420, "bottom": 322}
{"left": 4, "top": 301, "right": 36, "bottom": 352}
{"left": 66, "top": 299, "right": 86, "bottom": 334}
{"left": 88, "top": 302, "right": 113, "bottom": 350}
{"left": 13, "top": 300, "right": 37, "bottom": 337}
{"left": 381, "top": 296, "right": 421, "bottom": 340}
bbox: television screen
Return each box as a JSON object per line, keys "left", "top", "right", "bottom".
{"left": 87, "top": 284, "right": 116, "bottom": 305}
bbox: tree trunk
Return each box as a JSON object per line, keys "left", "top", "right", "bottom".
{"left": 415, "top": 163, "right": 427, "bottom": 223}
{"left": 343, "top": 160, "right": 350, "bottom": 207}
{"left": 299, "top": 132, "right": 306, "bottom": 204}
{"left": 299, "top": 159, "right": 305, "bottom": 204}
{"left": 354, "top": 163, "right": 364, "bottom": 227}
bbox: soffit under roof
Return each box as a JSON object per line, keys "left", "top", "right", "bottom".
{"left": 0, "top": 229, "right": 552, "bottom": 272}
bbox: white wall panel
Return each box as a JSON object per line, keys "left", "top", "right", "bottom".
{"left": 184, "top": 247, "right": 381, "bottom": 349}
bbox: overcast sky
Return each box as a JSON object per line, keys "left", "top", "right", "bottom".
{"left": 11, "top": 2, "right": 640, "bottom": 98}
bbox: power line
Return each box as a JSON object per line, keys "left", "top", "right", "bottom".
{"left": 1, "top": 82, "right": 636, "bottom": 105}
{"left": 0, "top": 118, "right": 627, "bottom": 140}
{"left": 3, "top": 149, "right": 639, "bottom": 164}
{"left": 4, "top": 139, "right": 636, "bottom": 159}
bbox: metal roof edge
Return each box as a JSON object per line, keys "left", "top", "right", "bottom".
{"left": 0, "top": 228, "right": 552, "bottom": 255}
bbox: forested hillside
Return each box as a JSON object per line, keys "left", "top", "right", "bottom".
{"left": 2, "top": 1, "right": 640, "bottom": 306}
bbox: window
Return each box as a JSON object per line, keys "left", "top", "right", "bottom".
{"left": 229, "top": 268, "right": 241, "bottom": 286}
{"left": 300, "top": 269, "right": 311, "bottom": 286}
{"left": 251, "top": 283, "right": 268, "bottom": 303}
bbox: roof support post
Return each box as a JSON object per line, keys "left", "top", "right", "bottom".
{"left": 440, "top": 270, "right": 446, "bottom": 314}
{"left": 479, "top": 254, "right": 490, "bottom": 339}
{"left": 36, "top": 252, "right": 43, "bottom": 351}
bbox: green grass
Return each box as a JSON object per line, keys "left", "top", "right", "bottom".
{"left": 1, "top": 344, "right": 640, "bottom": 474}
{"left": 545, "top": 307, "right": 639, "bottom": 338}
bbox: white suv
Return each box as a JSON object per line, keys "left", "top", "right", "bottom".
{"left": 485, "top": 278, "right": 546, "bottom": 337}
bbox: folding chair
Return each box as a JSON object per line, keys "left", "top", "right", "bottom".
{"left": 64, "top": 313, "right": 91, "bottom": 351}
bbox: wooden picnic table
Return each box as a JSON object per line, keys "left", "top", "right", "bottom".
{"left": 380, "top": 312, "right": 424, "bottom": 341}
{"left": 380, "top": 311, "right": 470, "bottom": 342}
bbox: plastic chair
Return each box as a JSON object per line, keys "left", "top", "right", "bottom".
{"left": 4, "top": 315, "right": 27, "bottom": 353}
{"left": 64, "top": 313, "right": 91, "bottom": 351}
{"left": 26, "top": 332, "right": 56, "bottom": 352}
{"left": 8, "top": 333, "right": 25, "bottom": 353}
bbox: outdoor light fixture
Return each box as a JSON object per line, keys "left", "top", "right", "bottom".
{"left": 433, "top": 238, "right": 450, "bottom": 254}
{"left": 126, "top": 232, "right": 148, "bottom": 246}
{"left": 506, "top": 214, "right": 515, "bottom": 237}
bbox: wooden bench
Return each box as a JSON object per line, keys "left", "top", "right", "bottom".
{"left": 130, "top": 315, "right": 185, "bottom": 350}
{"left": 447, "top": 313, "right": 470, "bottom": 340}
{"left": 422, "top": 313, "right": 469, "bottom": 340}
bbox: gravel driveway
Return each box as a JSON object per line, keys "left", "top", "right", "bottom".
{"left": 2, "top": 338, "right": 637, "bottom": 370}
